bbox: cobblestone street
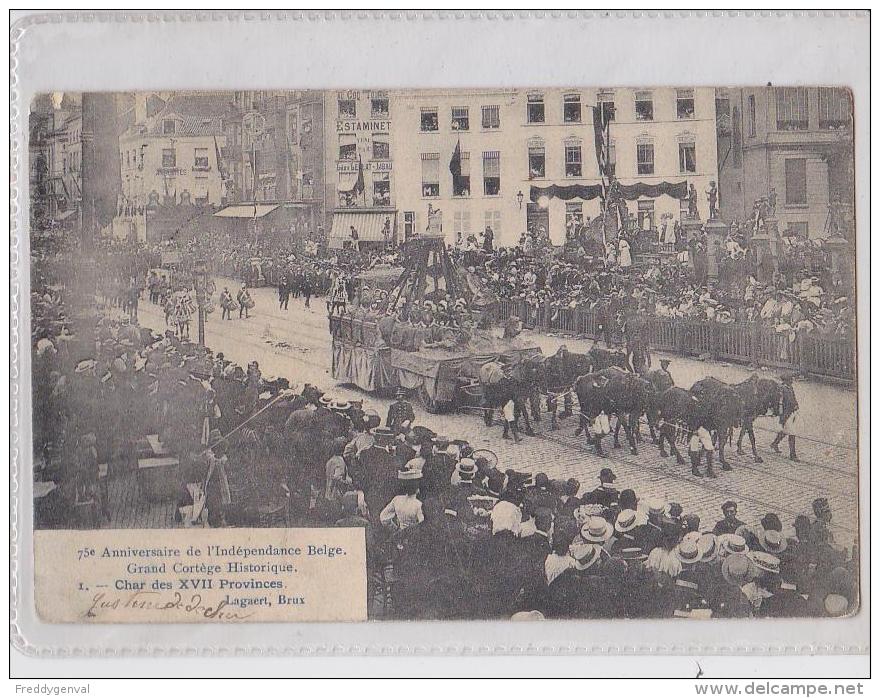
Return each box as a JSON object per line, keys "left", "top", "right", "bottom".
{"left": 116, "top": 278, "right": 860, "bottom": 545}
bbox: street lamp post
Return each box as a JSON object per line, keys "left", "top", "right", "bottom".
{"left": 193, "top": 259, "right": 207, "bottom": 346}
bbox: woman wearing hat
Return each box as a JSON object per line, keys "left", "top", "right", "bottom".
{"left": 379, "top": 469, "right": 424, "bottom": 532}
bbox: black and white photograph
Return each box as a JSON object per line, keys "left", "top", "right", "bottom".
{"left": 26, "top": 83, "right": 860, "bottom": 623}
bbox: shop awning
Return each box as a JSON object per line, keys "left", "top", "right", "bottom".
{"left": 213, "top": 204, "right": 279, "bottom": 219}
{"left": 329, "top": 211, "right": 394, "bottom": 247}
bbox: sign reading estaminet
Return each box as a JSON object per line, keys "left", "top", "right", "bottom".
{"left": 35, "top": 528, "right": 367, "bottom": 623}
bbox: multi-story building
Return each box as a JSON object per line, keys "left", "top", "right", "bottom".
{"left": 323, "top": 89, "right": 397, "bottom": 248}
{"left": 221, "top": 90, "right": 327, "bottom": 240}
{"left": 393, "top": 89, "right": 518, "bottom": 246}
{"left": 390, "top": 87, "right": 719, "bottom": 247}
{"left": 718, "top": 86, "right": 854, "bottom": 239}
{"left": 118, "top": 93, "right": 228, "bottom": 210}
{"left": 28, "top": 93, "right": 83, "bottom": 226}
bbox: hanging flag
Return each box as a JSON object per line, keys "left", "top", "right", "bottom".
{"left": 592, "top": 106, "right": 610, "bottom": 204}
{"left": 351, "top": 154, "right": 365, "bottom": 196}
{"left": 213, "top": 135, "right": 225, "bottom": 181}
{"left": 449, "top": 138, "right": 462, "bottom": 188}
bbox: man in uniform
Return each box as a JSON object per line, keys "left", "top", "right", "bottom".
{"left": 770, "top": 373, "right": 799, "bottom": 461}
{"left": 386, "top": 388, "right": 416, "bottom": 436}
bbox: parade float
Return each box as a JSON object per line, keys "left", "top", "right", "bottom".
{"left": 330, "top": 235, "right": 543, "bottom": 412}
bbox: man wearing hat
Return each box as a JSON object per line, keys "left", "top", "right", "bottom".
{"left": 544, "top": 544, "right": 604, "bottom": 618}
{"left": 769, "top": 373, "right": 799, "bottom": 461}
{"left": 386, "top": 388, "right": 415, "bottom": 436}
{"left": 419, "top": 435, "right": 455, "bottom": 499}
{"left": 709, "top": 553, "right": 755, "bottom": 618}
{"left": 713, "top": 500, "right": 746, "bottom": 536}
{"left": 583, "top": 467, "right": 620, "bottom": 511}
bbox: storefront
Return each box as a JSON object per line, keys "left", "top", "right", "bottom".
{"left": 328, "top": 209, "right": 397, "bottom": 249}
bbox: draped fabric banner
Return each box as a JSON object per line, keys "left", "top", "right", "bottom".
{"left": 529, "top": 181, "right": 689, "bottom": 203}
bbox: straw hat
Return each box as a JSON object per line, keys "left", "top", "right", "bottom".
{"left": 570, "top": 543, "right": 602, "bottom": 571}
{"left": 674, "top": 539, "right": 702, "bottom": 565}
{"left": 757, "top": 529, "right": 788, "bottom": 554}
{"left": 580, "top": 516, "right": 613, "bottom": 544}
{"left": 697, "top": 533, "right": 720, "bottom": 563}
{"left": 748, "top": 551, "right": 781, "bottom": 575}
{"left": 614, "top": 509, "right": 645, "bottom": 534}
{"left": 721, "top": 553, "right": 754, "bottom": 586}
{"left": 719, "top": 534, "right": 749, "bottom": 557}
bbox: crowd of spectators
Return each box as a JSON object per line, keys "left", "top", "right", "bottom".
{"left": 30, "top": 235, "right": 858, "bottom": 620}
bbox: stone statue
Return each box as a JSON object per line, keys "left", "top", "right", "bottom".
{"left": 706, "top": 181, "right": 718, "bottom": 220}
{"left": 687, "top": 184, "right": 699, "bottom": 219}
{"left": 767, "top": 187, "right": 777, "bottom": 216}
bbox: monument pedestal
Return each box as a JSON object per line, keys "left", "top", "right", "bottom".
{"left": 704, "top": 218, "right": 728, "bottom": 283}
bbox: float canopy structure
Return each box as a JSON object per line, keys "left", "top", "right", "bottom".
{"left": 386, "top": 235, "right": 483, "bottom": 320}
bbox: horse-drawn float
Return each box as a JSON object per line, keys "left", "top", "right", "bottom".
{"left": 330, "top": 236, "right": 543, "bottom": 412}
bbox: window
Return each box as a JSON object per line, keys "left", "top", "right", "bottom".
{"left": 338, "top": 98, "right": 356, "bottom": 119}
{"left": 481, "top": 105, "right": 500, "bottom": 129}
{"left": 484, "top": 209, "right": 501, "bottom": 236}
{"left": 784, "top": 158, "right": 807, "bottom": 205}
{"left": 403, "top": 211, "right": 416, "bottom": 241}
{"left": 676, "top": 89, "right": 695, "bottom": 119}
{"left": 451, "top": 107, "right": 469, "bottom": 131}
{"left": 371, "top": 97, "right": 389, "bottom": 119}
{"left": 678, "top": 141, "right": 697, "bottom": 173}
{"left": 453, "top": 210, "right": 472, "bottom": 237}
{"left": 420, "top": 107, "right": 439, "bottom": 132}
{"left": 637, "top": 200, "right": 655, "bottom": 230}
{"left": 818, "top": 87, "right": 851, "bottom": 130}
{"left": 599, "top": 98, "right": 616, "bottom": 123}
{"left": 162, "top": 119, "right": 177, "bottom": 135}
{"left": 482, "top": 151, "right": 501, "bottom": 195}
{"left": 421, "top": 153, "right": 440, "bottom": 197}
{"left": 635, "top": 91, "right": 654, "bottom": 121}
{"left": 161, "top": 148, "right": 176, "bottom": 168}
{"left": 564, "top": 144, "right": 582, "bottom": 177}
{"left": 372, "top": 135, "right": 390, "bottom": 160}
{"left": 194, "top": 147, "right": 209, "bottom": 170}
{"left": 776, "top": 87, "right": 809, "bottom": 130}
{"left": 607, "top": 140, "right": 616, "bottom": 176}
{"left": 563, "top": 94, "right": 582, "bottom": 123}
{"left": 194, "top": 175, "right": 209, "bottom": 205}
{"left": 748, "top": 94, "right": 757, "bottom": 137}
{"left": 453, "top": 152, "right": 470, "bottom": 197}
{"left": 527, "top": 93, "right": 545, "bottom": 123}
{"left": 339, "top": 135, "right": 357, "bottom": 161}
{"left": 565, "top": 202, "right": 584, "bottom": 228}
{"left": 636, "top": 143, "right": 654, "bottom": 175}
{"left": 528, "top": 146, "right": 545, "bottom": 179}
{"left": 372, "top": 172, "right": 391, "bottom": 207}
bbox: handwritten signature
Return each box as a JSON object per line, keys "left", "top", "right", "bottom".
{"left": 85, "top": 591, "right": 255, "bottom": 621}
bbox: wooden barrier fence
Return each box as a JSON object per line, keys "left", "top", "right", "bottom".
{"left": 493, "top": 301, "right": 855, "bottom": 383}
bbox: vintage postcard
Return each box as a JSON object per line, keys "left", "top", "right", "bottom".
{"left": 25, "top": 84, "right": 859, "bottom": 624}
{"left": 9, "top": 12, "right": 869, "bottom": 670}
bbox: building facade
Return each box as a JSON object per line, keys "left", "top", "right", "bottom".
{"left": 119, "top": 96, "right": 227, "bottom": 210}
{"left": 29, "top": 93, "right": 83, "bottom": 226}
{"left": 392, "top": 89, "right": 519, "bottom": 246}
{"left": 718, "top": 86, "right": 854, "bottom": 239}
{"left": 323, "top": 89, "right": 397, "bottom": 247}
{"left": 221, "top": 90, "right": 327, "bottom": 239}
{"left": 389, "top": 87, "right": 719, "bottom": 247}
